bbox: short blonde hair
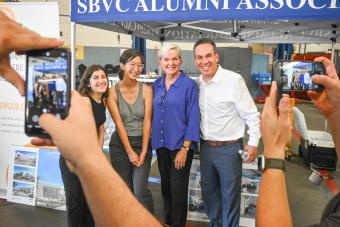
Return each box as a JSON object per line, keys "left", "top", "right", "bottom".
{"left": 158, "top": 43, "right": 182, "bottom": 60}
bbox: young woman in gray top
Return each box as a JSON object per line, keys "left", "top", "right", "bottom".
{"left": 106, "top": 49, "right": 154, "bottom": 213}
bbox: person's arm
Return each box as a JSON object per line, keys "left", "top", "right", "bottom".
{"left": 0, "top": 12, "right": 63, "bottom": 96}
{"left": 33, "top": 91, "right": 161, "bottom": 227}
{"left": 234, "top": 78, "right": 261, "bottom": 162}
{"left": 98, "top": 124, "right": 105, "bottom": 148}
{"left": 106, "top": 86, "right": 139, "bottom": 165}
{"left": 256, "top": 82, "right": 292, "bottom": 227}
{"left": 137, "top": 84, "right": 153, "bottom": 167}
{"left": 308, "top": 57, "right": 340, "bottom": 152}
{"left": 174, "top": 81, "right": 200, "bottom": 170}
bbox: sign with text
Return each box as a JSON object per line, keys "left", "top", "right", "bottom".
{"left": 0, "top": 2, "right": 60, "bottom": 197}
{"left": 72, "top": 0, "right": 340, "bottom": 22}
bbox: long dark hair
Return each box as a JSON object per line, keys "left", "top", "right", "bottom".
{"left": 78, "top": 64, "right": 109, "bottom": 99}
{"left": 119, "top": 49, "right": 144, "bottom": 80}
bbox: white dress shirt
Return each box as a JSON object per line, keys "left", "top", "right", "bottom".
{"left": 55, "top": 77, "right": 66, "bottom": 92}
{"left": 198, "top": 65, "right": 261, "bottom": 147}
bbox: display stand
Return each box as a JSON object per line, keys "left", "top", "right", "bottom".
{"left": 240, "top": 161, "right": 260, "bottom": 227}
{"left": 188, "top": 154, "right": 260, "bottom": 227}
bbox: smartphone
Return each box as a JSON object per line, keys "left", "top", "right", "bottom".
{"left": 273, "top": 60, "right": 325, "bottom": 93}
{"left": 25, "top": 48, "right": 71, "bottom": 137}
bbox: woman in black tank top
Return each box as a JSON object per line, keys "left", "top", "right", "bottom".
{"left": 59, "top": 64, "right": 108, "bottom": 227}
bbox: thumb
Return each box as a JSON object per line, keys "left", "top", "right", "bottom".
{"left": 277, "top": 96, "right": 291, "bottom": 144}
{"left": 312, "top": 75, "right": 335, "bottom": 89}
{"left": 278, "top": 96, "right": 291, "bottom": 121}
{"left": 39, "top": 113, "right": 64, "bottom": 138}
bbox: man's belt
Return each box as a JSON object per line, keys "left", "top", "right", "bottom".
{"left": 203, "top": 139, "right": 238, "bottom": 147}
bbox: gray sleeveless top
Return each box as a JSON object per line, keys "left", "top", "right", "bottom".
{"left": 116, "top": 82, "right": 144, "bottom": 136}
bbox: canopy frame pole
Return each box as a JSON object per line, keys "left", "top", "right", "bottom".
{"left": 71, "top": 22, "right": 76, "bottom": 90}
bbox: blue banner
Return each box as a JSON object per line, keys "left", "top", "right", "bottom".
{"left": 71, "top": 0, "right": 340, "bottom": 22}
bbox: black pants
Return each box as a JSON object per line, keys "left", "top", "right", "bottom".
{"left": 156, "top": 147, "right": 194, "bottom": 227}
{"left": 59, "top": 156, "right": 94, "bottom": 227}
{"left": 109, "top": 132, "right": 154, "bottom": 213}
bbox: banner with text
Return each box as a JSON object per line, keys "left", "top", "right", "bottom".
{"left": 72, "top": 0, "right": 340, "bottom": 22}
{"left": 0, "top": 2, "right": 60, "bottom": 197}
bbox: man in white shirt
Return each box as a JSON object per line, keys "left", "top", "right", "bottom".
{"left": 303, "top": 69, "right": 311, "bottom": 90}
{"left": 55, "top": 76, "right": 66, "bottom": 109}
{"left": 193, "top": 38, "right": 261, "bottom": 227}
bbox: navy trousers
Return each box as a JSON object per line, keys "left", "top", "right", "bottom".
{"left": 200, "top": 139, "right": 243, "bottom": 227}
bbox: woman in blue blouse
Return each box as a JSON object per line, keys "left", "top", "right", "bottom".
{"left": 151, "top": 43, "right": 200, "bottom": 227}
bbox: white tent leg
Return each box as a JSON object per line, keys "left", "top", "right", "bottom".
{"left": 331, "top": 41, "right": 335, "bottom": 63}
{"left": 71, "top": 22, "right": 76, "bottom": 90}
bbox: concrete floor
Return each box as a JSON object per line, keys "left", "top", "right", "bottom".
{"left": 0, "top": 101, "right": 339, "bottom": 227}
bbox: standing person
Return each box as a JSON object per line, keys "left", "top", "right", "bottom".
{"left": 298, "top": 70, "right": 305, "bottom": 89}
{"left": 193, "top": 38, "right": 261, "bottom": 227}
{"left": 303, "top": 69, "right": 311, "bottom": 90}
{"left": 0, "top": 13, "right": 160, "bottom": 227}
{"left": 55, "top": 75, "right": 67, "bottom": 110}
{"left": 107, "top": 49, "right": 154, "bottom": 213}
{"left": 152, "top": 43, "right": 200, "bottom": 227}
{"left": 257, "top": 57, "right": 340, "bottom": 227}
{"left": 60, "top": 64, "right": 108, "bottom": 227}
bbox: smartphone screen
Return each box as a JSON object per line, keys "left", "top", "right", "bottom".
{"left": 277, "top": 61, "right": 325, "bottom": 92}
{"left": 25, "top": 48, "right": 71, "bottom": 137}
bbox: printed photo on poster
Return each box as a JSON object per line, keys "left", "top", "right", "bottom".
{"left": 187, "top": 159, "right": 209, "bottom": 222}
{"left": 7, "top": 146, "right": 38, "bottom": 206}
{"left": 240, "top": 194, "right": 258, "bottom": 219}
{"left": 13, "top": 166, "right": 36, "bottom": 183}
{"left": 241, "top": 169, "right": 261, "bottom": 194}
{"left": 14, "top": 149, "right": 37, "bottom": 167}
{"left": 12, "top": 181, "right": 35, "bottom": 199}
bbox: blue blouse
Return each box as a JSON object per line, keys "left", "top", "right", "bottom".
{"left": 151, "top": 72, "right": 200, "bottom": 151}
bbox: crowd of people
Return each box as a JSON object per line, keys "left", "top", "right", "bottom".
{"left": 2, "top": 11, "right": 340, "bottom": 227}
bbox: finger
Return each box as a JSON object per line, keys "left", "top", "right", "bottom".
{"left": 311, "top": 75, "right": 336, "bottom": 89}
{"left": 246, "top": 155, "right": 254, "bottom": 163}
{"left": 31, "top": 138, "right": 55, "bottom": 146}
{"left": 68, "top": 91, "right": 91, "bottom": 117}
{"left": 307, "top": 90, "right": 322, "bottom": 101}
{"left": 7, "top": 34, "right": 64, "bottom": 53}
{"left": 263, "top": 81, "right": 277, "bottom": 113}
{"left": 175, "top": 161, "right": 180, "bottom": 170}
{"left": 314, "top": 57, "right": 338, "bottom": 80}
{"left": 0, "top": 63, "right": 25, "bottom": 96}
{"left": 38, "top": 113, "right": 64, "bottom": 138}
{"left": 277, "top": 96, "right": 291, "bottom": 144}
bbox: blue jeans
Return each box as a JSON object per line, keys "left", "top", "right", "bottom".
{"left": 200, "top": 139, "right": 243, "bottom": 227}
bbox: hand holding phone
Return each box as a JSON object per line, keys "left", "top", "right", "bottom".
{"left": 273, "top": 60, "right": 326, "bottom": 93}
{"left": 25, "top": 48, "right": 71, "bottom": 137}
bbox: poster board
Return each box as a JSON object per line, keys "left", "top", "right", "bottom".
{"left": 187, "top": 158, "right": 260, "bottom": 227}
{"left": 6, "top": 146, "right": 39, "bottom": 206}
{"left": 7, "top": 146, "right": 66, "bottom": 210}
{"left": 0, "top": 2, "right": 60, "bottom": 198}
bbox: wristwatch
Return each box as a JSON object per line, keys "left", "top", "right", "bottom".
{"left": 257, "top": 155, "right": 285, "bottom": 172}
{"left": 181, "top": 146, "right": 189, "bottom": 152}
